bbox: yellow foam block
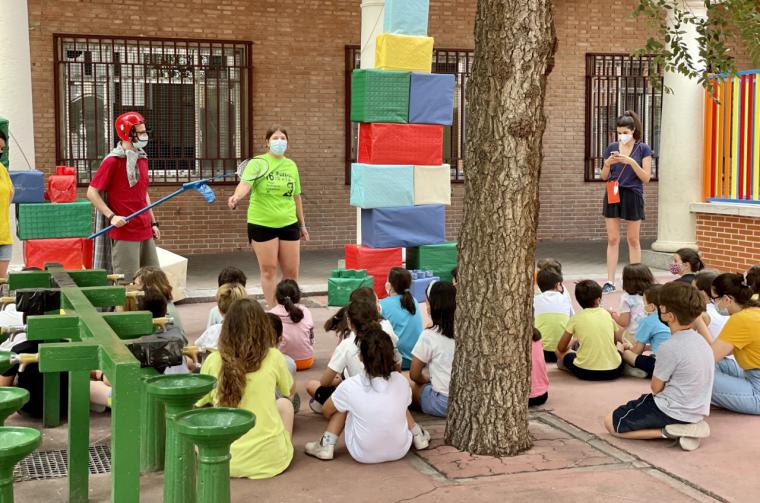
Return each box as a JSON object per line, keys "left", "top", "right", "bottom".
{"left": 375, "top": 33, "right": 434, "bottom": 73}
{"left": 414, "top": 164, "right": 451, "bottom": 205}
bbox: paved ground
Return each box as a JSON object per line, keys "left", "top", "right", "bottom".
{"left": 12, "top": 241, "right": 758, "bottom": 502}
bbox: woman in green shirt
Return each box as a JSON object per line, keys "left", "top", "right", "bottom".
{"left": 228, "top": 126, "right": 308, "bottom": 307}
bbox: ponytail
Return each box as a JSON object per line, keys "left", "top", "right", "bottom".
{"left": 347, "top": 300, "right": 382, "bottom": 344}
{"left": 676, "top": 248, "right": 705, "bottom": 274}
{"left": 713, "top": 272, "right": 760, "bottom": 308}
{"left": 617, "top": 110, "right": 643, "bottom": 142}
{"left": 388, "top": 267, "right": 416, "bottom": 315}
{"left": 324, "top": 306, "right": 350, "bottom": 340}
{"left": 359, "top": 325, "right": 396, "bottom": 380}
{"left": 746, "top": 266, "right": 760, "bottom": 296}
{"left": 275, "top": 279, "right": 304, "bottom": 323}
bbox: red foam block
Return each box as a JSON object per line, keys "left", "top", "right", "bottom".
{"left": 358, "top": 123, "right": 443, "bottom": 166}
{"left": 345, "top": 244, "right": 402, "bottom": 298}
{"left": 46, "top": 175, "right": 77, "bottom": 203}
{"left": 24, "top": 238, "right": 93, "bottom": 270}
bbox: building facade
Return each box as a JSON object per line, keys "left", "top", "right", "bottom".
{"left": 21, "top": 0, "right": 748, "bottom": 255}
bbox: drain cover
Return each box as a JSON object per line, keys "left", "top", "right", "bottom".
{"left": 14, "top": 445, "right": 111, "bottom": 481}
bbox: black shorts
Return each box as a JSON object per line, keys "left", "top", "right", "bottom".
{"left": 247, "top": 222, "right": 300, "bottom": 243}
{"left": 634, "top": 354, "right": 656, "bottom": 377}
{"left": 543, "top": 350, "right": 558, "bottom": 363}
{"left": 603, "top": 187, "right": 645, "bottom": 221}
{"left": 529, "top": 392, "right": 548, "bottom": 407}
{"left": 563, "top": 353, "right": 623, "bottom": 381}
{"left": 611, "top": 393, "right": 686, "bottom": 433}
{"left": 314, "top": 385, "right": 336, "bottom": 405}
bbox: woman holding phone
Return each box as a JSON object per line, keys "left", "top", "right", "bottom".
{"left": 600, "top": 111, "right": 653, "bottom": 295}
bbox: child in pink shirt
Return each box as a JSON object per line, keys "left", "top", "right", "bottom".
{"left": 268, "top": 279, "right": 315, "bottom": 370}
{"left": 530, "top": 328, "right": 549, "bottom": 406}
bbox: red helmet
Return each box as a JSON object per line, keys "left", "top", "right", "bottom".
{"left": 114, "top": 112, "right": 145, "bottom": 142}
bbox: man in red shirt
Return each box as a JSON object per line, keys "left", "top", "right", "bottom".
{"left": 87, "top": 112, "right": 160, "bottom": 280}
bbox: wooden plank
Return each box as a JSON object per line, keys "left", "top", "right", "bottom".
{"left": 26, "top": 315, "right": 81, "bottom": 342}
{"left": 81, "top": 286, "right": 127, "bottom": 308}
{"left": 8, "top": 271, "right": 51, "bottom": 291}
{"left": 68, "top": 370, "right": 90, "bottom": 503}
{"left": 101, "top": 312, "right": 154, "bottom": 339}
{"left": 65, "top": 270, "right": 109, "bottom": 288}
{"left": 38, "top": 343, "right": 100, "bottom": 373}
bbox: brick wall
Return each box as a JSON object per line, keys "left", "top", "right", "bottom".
{"left": 696, "top": 213, "right": 760, "bottom": 272}
{"left": 28, "top": 0, "right": 660, "bottom": 255}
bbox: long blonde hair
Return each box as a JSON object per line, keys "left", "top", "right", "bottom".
{"left": 217, "top": 298, "right": 276, "bottom": 407}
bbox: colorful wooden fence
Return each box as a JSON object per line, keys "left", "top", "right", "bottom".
{"left": 703, "top": 70, "right": 760, "bottom": 203}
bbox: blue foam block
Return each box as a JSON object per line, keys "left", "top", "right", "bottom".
{"left": 409, "top": 73, "right": 456, "bottom": 125}
{"left": 409, "top": 270, "right": 439, "bottom": 302}
{"left": 9, "top": 170, "right": 45, "bottom": 203}
{"left": 361, "top": 205, "right": 445, "bottom": 248}
{"left": 350, "top": 163, "right": 414, "bottom": 208}
{"left": 383, "top": 0, "right": 430, "bottom": 36}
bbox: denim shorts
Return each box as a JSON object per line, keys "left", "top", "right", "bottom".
{"left": 0, "top": 245, "right": 11, "bottom": 261}
{"left": 420, "top": 384, "right": 449, "bottom": 417}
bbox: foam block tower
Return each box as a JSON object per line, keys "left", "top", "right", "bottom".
{"left": 346, "top": 0, "right": 456, "bottom": 299}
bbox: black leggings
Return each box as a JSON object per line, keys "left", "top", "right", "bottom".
{"left": 563, "top": 353, "right": 623, "bottom": 381}
{"left": 314, "top": 385, "right": 337, "bottom": 404}
{"left": 529, "top": 392, "right": 548, "bottom": 407}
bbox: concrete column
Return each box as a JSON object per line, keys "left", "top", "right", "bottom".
{"left": 0, "top": 0, "right": 37, "bottom": 267}
{"left": 356, "top": 0, "right": 385, "bottom": 243}
{"left": 650, "top": 0, "right": 707, "bottom": 253}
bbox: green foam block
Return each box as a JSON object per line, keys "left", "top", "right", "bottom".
{"left": 16, "top": 200, "right": 93, "bottom": 240}
{"left": 406, "top": 241, "right": 458, "bottom": 282}
{"left": 328, "top": 269, "right": 374, "bottom": 307}
{"left": 350, "top": 69, "right": 410, "bottom": 124}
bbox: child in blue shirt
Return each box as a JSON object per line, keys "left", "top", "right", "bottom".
{"left": 379, "top": 268, "right": 423, "bottom": 370}
{"left": 619, "top": 284, "right": 671, "bottom": 377}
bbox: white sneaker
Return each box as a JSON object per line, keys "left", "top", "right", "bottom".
{"left": 622, "top": 364, "right": 648, "bottom": 379}
{"left": 305, "top": 438, "right": 335, "bottom": 460}
{"left": 678, "top": 437, "right": 702, "bottom": 451}
{"left": 413, "top": 427, "right": 431, "bottom": 450}
{"left": 309, "top": 398, "right": 323, "bottom": 414}
{"left": 664, "top": 420, "right": 710, "bottom": 439}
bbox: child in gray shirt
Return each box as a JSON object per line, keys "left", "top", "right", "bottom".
{"left": 604, "top": 281, "right": 714, "bottom": 451}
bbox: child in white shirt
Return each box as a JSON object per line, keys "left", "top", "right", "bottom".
{"left": 196, "top": 283, "right": 247, "bottom": 351}
{"left": 609, "top": 264, "right": 655, "bottom": 345}
{"left": 206, "top": 266, "right": 247, "bottom": 328}
{"left": 534, "top": 268, "right": 574, "bottom": 362}
{"left": 410, "top": 281, "right": 456, "bottom": 417}
{"left": 305, "top": 326, "right": 430, "bottom": 462}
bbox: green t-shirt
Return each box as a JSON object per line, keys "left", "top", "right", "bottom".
{"left": 244, "top": 153, "right": 301, "bottom": 228}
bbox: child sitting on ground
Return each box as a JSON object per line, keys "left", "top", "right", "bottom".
{"left": 693, "top": 271, "right": 728, "bottom": 340}
{"left": 207, "top": 266, "right": 247, "bottom": 327}
{"left": 534, "top": 268, "right": 575, "bottom": 362}
{"left": 530, "top": 328, "right": 550, "bottom": 406}
{"left": 307, "top": 289, "right": 401, "bottom": 413}
{"left": 536, "top": 258, "right": 574, "bottom": 306}
{"left": 410, "top": 281, "right": 456, "bottom": 417}
{"left": 605, "top": 281, "right": 714, "bottom": 451}
{"left": 618, "top": 285, "right": 671, "bottom": 378}
{"left": 304, "top": 325, "right": 430, "bottom": 462}
{"left": 609, "top": 263, "right": 655, "bottom": 346}
{"left": 196, "top": 282, "right": 248, "bottom": 351}
{"left": 197, "top": 298, "right": 295, "bottom": 478}
{"left": 267, "top": 312, "right": 300, "bottom": 412}
{"left": 268, "top": 279, "right": 315, "bottom": 370}
{"left": 556, "top": 280, "right": 623, "bottom": 381}
{"left": 745, "top": 265, "right": 760, "bottom": 301}
{"left": 380, "top": 268, "right": 423, "bottom": 370}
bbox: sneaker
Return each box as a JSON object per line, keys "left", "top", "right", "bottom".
{"left": 678, "top": 437, "right": 702, "bottom": 451}
{"left": 309, "top": 398, "right": 323, "bottom": 414}
{"left": 291, "top": 393, "right": 301, "bottom": 414}
{"left": 305, "top": 438, "right": 335, "bottom": 460}
{"left": 663, "top": 420, "right": 710, "bottom": 440}
{"left": 622, "top": 364, "right": 648, "bottom": 379}
{"left": 413, "top": 427, "right": 431, "bottom": 450}
{"left": 602, "top": 282, "right": 616, "bottom": 295}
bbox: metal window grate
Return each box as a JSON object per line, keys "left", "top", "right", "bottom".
{"left": 345, "top": 45, "right": 473, "bottom": 184}
{"left": 54, "top": 34, "right": 253, "bottom": 185}
{"left": 13, "top": 445, "right": 111, "bottom": 482}
{"left": 584, "top": 53, "right": 663, "bottom": 181}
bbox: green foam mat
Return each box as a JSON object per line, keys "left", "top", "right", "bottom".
{"left": 17, "top": 200, "right": 93, "bottom": 240}
{"left": 406, "top": 241, "right": 457, "bottom": 282}
{"left": 328, "top": 269, "right": 374, "bottom": 307}
{"left": 350, "top": 69, "right": 410, "bottom": 124}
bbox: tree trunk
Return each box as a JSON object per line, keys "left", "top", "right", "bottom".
{"left": 444, "top": 0, "right": 556, "bottom": 456}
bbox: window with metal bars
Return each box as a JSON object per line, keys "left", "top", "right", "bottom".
{"left": 54, "top": 34, "right": 253, "bottom": 185}
{"left": 585, "top": 53, "right": 663, "bottom": 181}
{"left": 345, "top": 45, "right": 472, "bottom": 184}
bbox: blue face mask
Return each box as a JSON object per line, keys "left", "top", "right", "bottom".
{"left": 270, "top": 139, "right": 287, "bottom": 156}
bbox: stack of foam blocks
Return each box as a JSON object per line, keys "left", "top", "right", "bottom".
{"left": 10, "top": 169, "right": 93, "bottom": 270}
{"left": 346, "top": 0, "right": 457, "bottom": 299}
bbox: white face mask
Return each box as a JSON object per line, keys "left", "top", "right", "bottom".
{"left": 133, "top": 134, "right": 149, "bottom": 149}
{"left": 618, "top": 133, "right": 633, "bottom": 144}
{"left": 269, "top": 139, "right": 288, "bottom": 156}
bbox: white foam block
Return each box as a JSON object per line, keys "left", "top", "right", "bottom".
{"left": 414, "top": 164, "right": 451, "bottom": 205}
{"left": 157, "top": 247, "right": 188, "bottom": 302}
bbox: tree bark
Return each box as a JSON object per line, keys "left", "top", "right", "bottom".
{"left": 444, "top": 0, "right": 556, "bottom": 456}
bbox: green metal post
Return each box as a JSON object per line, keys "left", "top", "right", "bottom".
{"left": 0, "top": 464, "right": 12, "bottom": 503}
{"left": 139, "top": 369, "right": 165, "bottom": 473}
{"left": 68, "top": 371, "right": 90, "bottom": 503}
{"left": 42, "top": 372, "right": 61, "bottom": 428}
{"left": 164, "top": 402, "right": 197, "bottom": 503}
{"left": 110, "top": 362, "right": 142, "bottom": 503}
{"left": 196, "top": 444, "right": 233, "bottom": 503}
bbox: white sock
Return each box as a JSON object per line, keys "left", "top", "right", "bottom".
{"left": 411, "top": 424, "right": 422, "bottom": 436}
{"left": 322, "top": 432, "right": 338, "bottom": 445}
